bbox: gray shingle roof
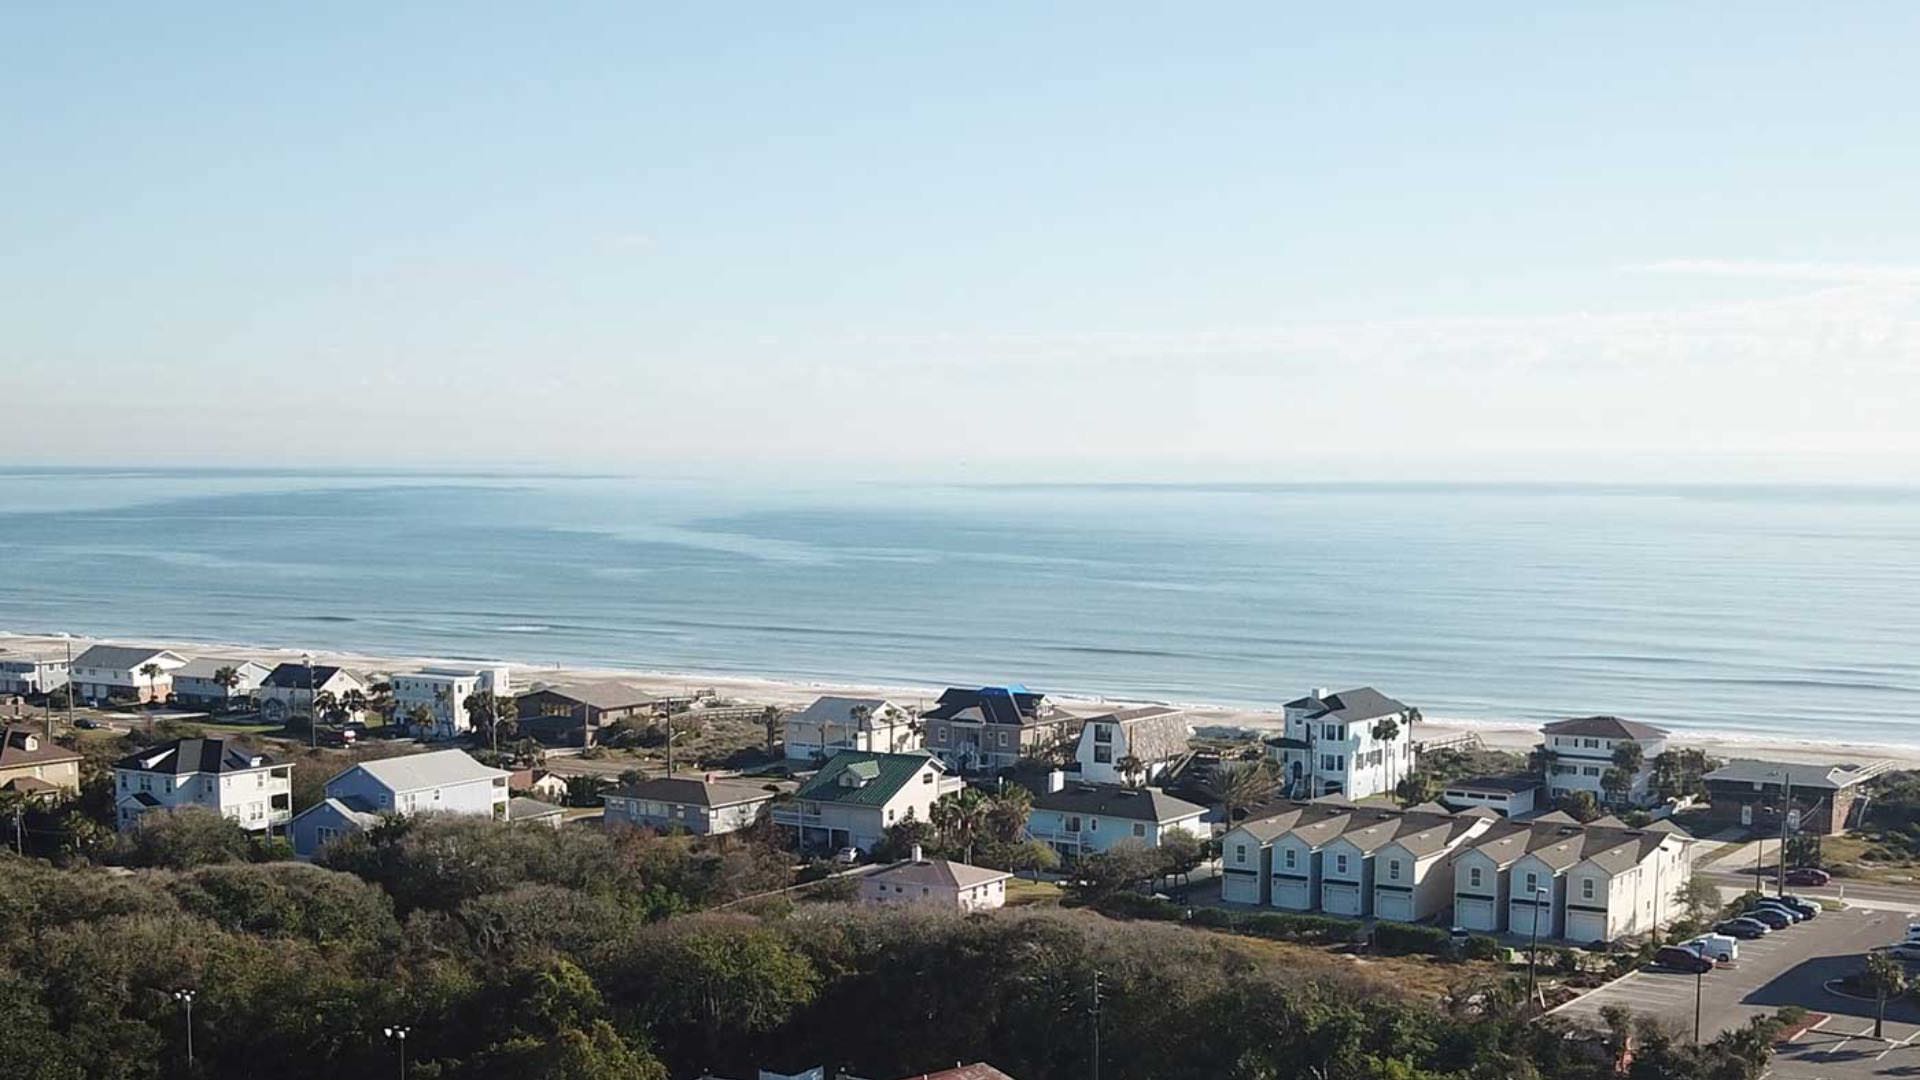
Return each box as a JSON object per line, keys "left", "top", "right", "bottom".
{"left": 1443, "top": 774, "right": 1541, "bottom": 794}
{"left": 72, "top": 645, "right": 181, "bottom": 670}
{"left": 261, "top": 663, "right": 361, "bottom": 690}
{"left": 793, "top": 696, "right": 906, "bottom": 729}
{"left": 1542, "top": 715, "right": 1669, "bottom": 740}
{"left": 348, "top": 750, "right": 507, "bottom": 793}
{"left": 1030, "top": 782, "right": 1205, "bottom": 824}
{"left": 508, "top": 797, "right": 565, "bottom": 821}
{"left": 522, "top": 682, "right": 657, "bottom": 711}
{"left": 173, "top": 657, "right": 265, "bottom": 680}
{"left": 115, "top": 738, "right": 278, "bottom": 775}
{"left": 1703, "top": 758, "right": 1878, "bottom": 792}
{"left": 609, "top": 775, "right": 778, "bottom": 808}
{"left": 1283, "top": 687, "right": 1408, "bottom": 724}
{"left": 867, "top": 858, "right": 1011, "bottom": 891}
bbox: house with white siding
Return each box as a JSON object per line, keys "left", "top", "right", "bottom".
{"left": 258, "top": 663, "right": 368, "bottom": 725}
{"left": 71, "top": 645, "right": 187, "bottom": 704}
{"left": 1540, "top": 716, "right": 1670, "bottom": 808}
{"left": 1439, "top": 775, "right": 1541, "bottom": 818}
{"left": 1218, "top": 802, "right": 1351, "bottom": 906}
{"left": 1371, "top": 815, "right": 1496, "bottom": 922}
{"left": 784, "top": 696, "right": 919, "bottom": 762}
{"left": 603, "top": 775, "right": 777, "bottom": 835}
{"left": 1072, "top": 706, "right": 1191, "bottom": 786}
{"left": 113, "top": 737, "right": 292, "bottom": 832}
{"left": 1451, "top": 820, "right": 1553, "bottom": 934}
{"left": 1495, "top": 822, "right": 1692, "bottom": 943}
{"left": 170, "top": 658, "right": 271, "bottom": 710}
{"left": 1024, "top": 775, "right": 1206, "bottom": 861}
{"left": 289, "top": 749, "right": 509, "bottom": 857}
{"left": 392, "top": 665, "right": 512, "bottom": 741}
{"left": 1269, "top": 810, "right": 1358, "bottom": 911}
{"left": 0, "top": 651, "right": 70, "bottom": 697}
{"left": 771, "top": 750, "right": 962, "bottom": 854}
{"left": 859, "top": 848, "right": 1011, "bottom": 912}
{"left": 1319, "top": 809, "right": 1456, "bottom": 918}
{"left": 1265, "top": 687, "right": 1416, "bottom": 801}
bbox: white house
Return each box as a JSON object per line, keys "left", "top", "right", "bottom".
{"left": 1319, "top": 810, "right": 1438, "bottom": 918}
{"left": 0, "top": 650, "right": 70, "bottom": 697}
{"left": 392, "top": 665, "right": 512, "bottom": 741}
{"left": 859, "top": 848, "right": 1012, "bottom": 912}
{"left": 772, "top": 750, "right": 963, "bottom": 853}
{"left": 1025, "top": 775, "right": 1207, "bottom": 861}
{"left": 1439, "top": 775, "right": 1542, "bottom": 818}
{"left": 1540, "top": 716, "right": 1670, "bottom": 808}
{"left": 1451, "top": 820, "right": 1550, "bottom": 934}
{"left": 288, "top": 749, "right": 510, "bottom": 857}
{"left": 1494, "top": 822, "right": 1691, "bottom": 943}
{"left": 1266, "top": 687, "right": 1416, "bottom": 801}
{"left": 113, "top": 737, "right": 292, "bottom": 833}
{"left": 1370, "top": 815, "right": 1496, "bottom": 923}
{"left": 169, "top": 658, "right": 271, "bottom": 710}
{"left": 1219, "top": 803, "right": 1347, "bottom": 906}
{"left": 603, "top": 774, "right": 777, "bottom": 835}
{"left": 258, "top": 663, "right": 368, "bottom": 724}
{"left": 784, "top": 696, "right": 920, "bottom": 762}
{"left": 71, "top": 645, "right": 187, "bottom": 704}
{"left": 1269, "top": 810, "right": 1359, "bottom": 911}
{"left": 1072, "top": 706, "right": 1191, "bottom": 786}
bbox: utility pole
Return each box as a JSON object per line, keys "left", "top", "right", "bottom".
{"left": 1693, "top": 966, "right": 1703, "bottom": 1044}
{"left": 63, "top": 634, "right": 75, "bottom": 733}
{"left": 665, "top": 709, "right": 677, "bottom": 777}
{"left": 1778, "top": 770, "right": 1792, "bottom": 898}
{"left": 174, "top": 989, "right": 195, "bottom": 1073}
{"left": 1089, "top": 969, "right": 1102, "bottom": 1080}
{"left": 305, "top": 653, "right": 317, "bottom": 750}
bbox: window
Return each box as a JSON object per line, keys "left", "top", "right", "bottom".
{"left": 1336, "top": 755, "right": 1346, "bottom": 771}
{"left": 1132, "top": 822, "right": 1145, "bottom": 838}
{"left": 1388, "top": 860, "right": 1401, "bottom": 881}
{"left": 1094, "top": 746, "right": 1112, "bottom": 764}
{"left": 1283, "top": 849, "right": 1297, "bottom": 869}
{"left": 1335, "top": 853, "right": 1349, "bottom": 874}
{"left": 1321, "top": 754, "right": 1337, "bottom": 771}
{"left": 1234, "top": 844, "right": 1247, "bottom": 865}
{"left": 936, "top": 726, "right": 948, "bottom": 744}
{"left": 887, "top": 809, "right": 896, "bottom": 823}
{"left": 1524, "top": 872, "right": 1538, "bottom": 893}
{"left": 1583, "top": 738, "right": 1600, "bottom": 749}
{"left": 1066, "top": 816, "right": 1081, "bottom": 832}
{"left": 1469, "top": 866, "right": 1482, "bottom": 888}
{"left": 1581, "top": 878, "right": 1595, "bottom": 901}
{"left": 921, "top": 771, "right": 933, "bottom": 785}
{"left": 1089, "top": 818, "right": 1099, "bottom": 832}
{"left": 1093, "top": 725, "right": 1112, "bottom": 743}
{"left": 1583, "top": 766, "right": 1601, "bottom": 777}
{"left": 997, "top": 730, "right": 1009, "bottom": 748}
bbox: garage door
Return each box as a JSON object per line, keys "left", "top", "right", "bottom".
{"left": 1510, "top": 901, "right": 1548, "bottom": 937}
{"left": 1565, "top": 910, "right": 1608, "bottom": 944}
{"left": 1375, "top": 891, "right": 1413, "bottom": 923}
{"left": 1221, "top": 871, "right": 1263, "bottom": 905}
{"left": 1456, "top": 897, "right": 1498, "bottom": 932}
{"left": 1323, "top": 882, "right": 1362, "bottom": 916}
{"left": 1273, "top": 878, "right": 1314, "bottom": 910}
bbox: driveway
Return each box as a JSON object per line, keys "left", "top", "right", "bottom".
{"left": 1552, "top": 908, "right": 1916, "bottom": 1052}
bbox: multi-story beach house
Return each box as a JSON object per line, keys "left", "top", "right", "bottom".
{"left": 602, "top": 775, "right": 777, "bottom": 835}
{"left": 516, "top": 682, "right": 659, "bottom": 746}
{"left": 1071, "top": 706, "right": 1191, "bottom": 786}
{"left": 1495, "top": 821, "right": 1692, "bottom": 943}
{"left": 1370, "top": 814, "right": 1496, "bottom": 922}
{"left": 1265, "top": 687, "right": 1416, "bottom": 800}
{"left": 1024, "top": 774, "right": 1207, "bottom": 861}
{"left": 921, "top": 685, "right": 1079, "bottom": 773}
{"left": 0, "top": 650, "right": 70, "bottom": 697}
{"left": 392, "top": 665, "right": 512, "bottom": 741}
{"left": 1539, "top": 716, "right": 1670, "bottom": 808}
{"left": 773, "top": 750, "right": 962, "bottom": 853}
{"left": 784, "top": 696, "right": 920, "bottom": 762}
{"left": 113, "top": 737, "right": 292, "bottom": 833}
{"left": 289, "top": 749, "right": 511, "bottom": 857}
{"left": 1701, "top": 758, "right": 1886, "bottom": 837}
{"left": 257, "top": 663, "right": 368, "bottom": 725}
{"left": 0, "top": 727, "right": 82, "bottom": 800}
{"left": 169, "top": 657, "right": 271, "bottom": 710}
{"left": 1218, "top": 802, "right": 1351, "bottom": 906}
{"left": 70, "top": 645, "right": 187, "bottom": 704}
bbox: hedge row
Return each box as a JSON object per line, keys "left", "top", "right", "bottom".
{"left": 1093, "top": 894, "right": 1501, "bottom": 959}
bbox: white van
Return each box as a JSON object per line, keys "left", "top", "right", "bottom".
{"left": 1684, "top": 934, "right": 1738, "bottom": 963}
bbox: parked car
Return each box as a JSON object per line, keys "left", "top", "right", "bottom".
{"left": 1654, "top": 945, "right": 1715, "bottom": 973}
{"left": 1744, "top": 906, "right": 1794, "bottom": 930}
{"left": 1766, "top": 896, "right": 1819, "bottom": 919}
{"left": 73, "top": 717, "right": 100, "bottom": 730}
{"left": 831, "top": 846, "right": 861, "bottom": 865}
{"left": 1684, "top": 934, "right": 1739, "bottom": 963}
{"left": 1887, "top": 942, "right": 1920, "bottom": 961}
{"left": 1752, "top": 899, "right": 1807, "bottom": 923}
{"left": 1715, "top": 917, "right": 1771, "bottom": 939}
{"left": 1785, "top": 867, "right": 1832, "bottom": 887}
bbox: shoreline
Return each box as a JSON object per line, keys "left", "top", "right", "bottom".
{"left": 6, "top": 627, "right": 1918, "bottom": 770}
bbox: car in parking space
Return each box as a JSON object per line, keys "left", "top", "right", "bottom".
{"left": 1768, "top": 895, "right": 1819, "bottom": 919}
{"left": 1716, "top": 917, "right": 1771, "bottom": 939}
{"left": 1744, "top": 906, "right": 1794, "bottom": 930}
{"left": 1753, "top": 899, "right": 1808, "bottom": 923}
{"left": 1684, "top": 934, "right": 1738, "bottom": 963}
{"left": 1785, "top": 867, "right": 1832, "bottom": 887}
{"left": 1654, "top": 945, "right": 1715, "bottom": 973}
{"left": 1885, "top": 941, "right": 1920, "bottom": 961}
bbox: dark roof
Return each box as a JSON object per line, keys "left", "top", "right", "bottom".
{"left": 1542, "top": 715, "right": 1669, "bottom": 740}
{"left": 1702, "top": 758, "right": 1879, "bottom": 792}
{"left": 114, "top": 738, "right": 279, "bottom": 775}
{"left": 923, "top": 686, "right": 1055, "bottom": 726}
{"left": 0, "top": 728, "right": 82, "bottom": 768}
{"left": 794, "top": 751, "right": 941, "bottom": 807}
{"left": 1283, "top": 687, "right": 1408, "bottom": 723}
{"left": 521, "top": 682, "right": 657, "bottom": 711}
{"left": 1443, "top": 774, "right": 1541, "bottom": 794}
{"left": 1030, "top": 782, "right": 1206, "bottom": 823}
{"left": 609, "top": 775, "right": 778, "bottom": 808}
{"left": 907, "top": 1066, "right": 1018, "bottom": 1080}
{"left": 71, "top": 644, "right": 178, "bottom": 670}
{"left": 130, "top": 791, "right": 162, "bottom": 807}
{"left": 261, "top": 663, "right": 355, "bottom": 690}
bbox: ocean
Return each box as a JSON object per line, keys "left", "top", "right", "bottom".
{"left": 3, "top": 468, "right": 1918, "bottom": 744}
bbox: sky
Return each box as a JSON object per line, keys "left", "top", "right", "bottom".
{"left": 3, "top": 3, "right": 1917, "bottom": 481}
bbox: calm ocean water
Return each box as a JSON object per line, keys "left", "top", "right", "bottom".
{"left": 2, "top": 469, "right": 1918, "bottom": 744}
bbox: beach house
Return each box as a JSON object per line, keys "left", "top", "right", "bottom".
{"left": 1539, "top": 716, "right": 1669, "bottom": 808}
{"left": 258, "top": 663, "right": 368, "bottom": 725}
{"left": 392, "top": 665, "right": 512, "bottom": 741}
{"left": 772, "top": 750, "right": 962, "bottom": 854}
{"left": 1498, "top": 822, "right": 1691, "bottom": 943}
{"left": 289, "top": 749, "right": 510, "bottom": 857}
{"left": 0, "top": 650, "right": 70, "bottom": 698}
{"left": 0, "top": 727, "right": 82, "bottom": 799}
{"left": 1701, "top": 758, "right": 1886, "bottom": 837}
{"left": 921, "top": 685, "right": 1078, "bottom": 773}
{"left": 1370, "top": 815, "right": 1496, "bottom": 922}
{"left": 1264, "top": 687, "right": 1415, "bottom": 800}
{"left": 1218, "top": 803, "right": 1349, "bottom": 906}
{"left": 858, "top": 847, "right": 1012, "bottom": 911}
{"left": 70, "top": 645, "right": 187, "bottom": 704}
{"left": 169, "top": 658, "right": 270, "bottom": 710}
{"left": 1024, "top": 775, "right": 1207, "bottom": 861}
{"left": 603, "top": 775, "right": 777, "bottom": 835}
{"left": 1269, "top": 809, "right": 1358, "bottom": 911}
{"left": 785, "top": 696, "right": 920, "bottom": 762}
{"left": 1071, "top": 706, "right": 1192, "bottom": 786}
{"left": 516, "top": 683, "right": 659, "bottom": 746}
{"left": 113, "top": 737, "right": 292, "bottom": 833}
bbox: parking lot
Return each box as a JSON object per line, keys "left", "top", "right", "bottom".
{"left": 1553, "top": 907, "right": 1920, "bottom": 1078}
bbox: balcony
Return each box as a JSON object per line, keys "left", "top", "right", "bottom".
{"left": 770, "top": 804, "right": 821, "bottom": 828}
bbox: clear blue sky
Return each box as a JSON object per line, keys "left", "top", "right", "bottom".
{"left": 4, "top": 4, "right": 1917, "bottom": 479}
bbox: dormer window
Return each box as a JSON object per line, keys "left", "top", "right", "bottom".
{"left": 1093, "top": 726, "right": 1112, "bottom": 743}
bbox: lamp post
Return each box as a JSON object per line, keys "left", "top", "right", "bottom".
{"left": 304, "top": 653, "right": 316, "bottom": 750}
{"left": 1524, "top": 885, "right": 1550, "bottom": 1007}
{"left": 173, "top": 989, "right": 195, "bottom": 1072}
{"left": 1694, "top": 964, "right": 1704, "bottom": 1044}
{"left": 383, "top": 1025, "right": 410, "bottom": 1079}
{"left": 62, "top": 633, "right": 75, "bottom": 735}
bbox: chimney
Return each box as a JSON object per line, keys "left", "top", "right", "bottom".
{"left": 1312, "top": 687, "right": 1330, "bottom": 701}
{"left": 911, "top": 843, "right": 924, "bottom": 863}
{"left": 1047, "top": 769, "right": 1066, "bottom": 794}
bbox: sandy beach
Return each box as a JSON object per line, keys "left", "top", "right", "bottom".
{"left": 7, "top": 628, "right": 1918, "bottom": 771}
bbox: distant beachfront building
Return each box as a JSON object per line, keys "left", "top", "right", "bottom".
{"left": 170, "top": 657, "right": 271, "bottom": 710}
{"left": 392, "top": 665, "right": 512, "bottom": 741}
{"left": 258, "top": 663, "right": 368, "bottom": 725}
{"left": 1072, "top": 706, "right": 1191, "bottom": 786}
{"left": 289, "top": 748, "right": 510, "bottom": 857}
{"left": 516, "top": 682, "right": 658, "bottom": 747}
{"left": 70, "top": 645, "right": 188, "bottom": 705}
{"left": 113, "top": 737, "right": 292, "bottom": 833}
{"left": 0, "top": 650, "right": 70, "bottom": 698}
{"left": 1539, "top": 716, "right": 1669, "bottom": 808}
{"left": 1264, "top": 687, "right": 1416, "bottom": 801}
{"left": 784, "top": 696, "right": 919, "bottom": 762}
{"left": 921, "top": 685, "right": 1077, "bottom": 773}
{"left": 0, "top": 727, "right": 82, "bottom": 800}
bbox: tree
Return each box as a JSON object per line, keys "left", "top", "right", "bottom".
{"left": 1528, "top": 743, "right": 1557, "bottom": 780}
{"left": 465, "top": 691, "right": 508, "bottom": 753}
{"left": 312, "top": 689, "right": 339, "bottom": 725}
{"left": 405, "top": 703, "right": 433, "bottom": 735}
{"left": 1599, "top": 767, "right": 1631, "bottom": 808}
{"left": 1154, "top": 827, "right": 1205, "bottom": 891}
{"left": 340, "top": 688, "right": 368, "bottom": 719}
{"left": 1554, "top": 790, "right": 1601, "bottom": 823}
{"left": 1067, "top": 843, "right": 1158, "bottom": 902}
{"left": 1207, "top": 760, "right": 1274, "bottom": 825}
{"left": 929, "top": 788, "right": 992, "bottom": 864}
{"left": 761, "top": 705, "right": 782, "bottom": 755}
{"left": 136, "top": 662, "right": 165, "bottom": 705}
{"left": 983, "top": 784, "right": 1033, "bottom": 844}
{"left": 1608, "top": 742, "right": 1645, "bottom": 806}
{"left": 115, "top": 807, "right": 256, "bottom": 868}
{"left": 1677, "top": 872, "right": 1723, "bottom": 926}
{"left": 1863, "top": 952, "right": 1906, "bottom": 1038}
{"left": 212, "top": 665, "right": 242, "bottom": 710}
{"left": 1370, "top": 716, "right": 1402, "bottom": 794}
{"left": 1116, "top": 754, "right": 1146, "bottom": 788}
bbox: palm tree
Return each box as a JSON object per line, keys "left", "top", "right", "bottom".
{"left": 761, "top": 705, "right": 783, "bottom": 755}
{"left": 313, "top": 689, "right": 339, "bottom": 725}
{"left": 985, "top": 784, "right": 1033, "bottom": 844}
{"left": 1610, "top": 741, "right": 1646, "bottom": 806}
{"left": 929, "top": 788, "right": 992, "bottom": 864}
{"left": 405, "top": 703, "right": 433, "bottom": 736}
{"left": 340, "top": 688, "right": 369, "bottom": 722}
{"left": 1864, "top": 951, "right": 1907, "bottom": 1038}
{"left": 1370, "top": 716, "right": 1402, "bottom": 796}
{"left": 1208, "top": 760, "right": 1274, "bottom": 826}
{"left": 137, "top": 662, "right": 165, "bottom": 706}
{"left": 212, "top": 665, "right": 241, "bottom": 711}
{"left": 1116, "top": 754, "right": 1146, "bottom": 788}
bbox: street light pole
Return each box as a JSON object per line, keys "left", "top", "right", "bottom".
{"left": 384, "top": 1025, "right": 410, "bottom": 1079}
{"left": 1089, "top": 969, "right": 1102, "bottom": 1080}
{"left": 1525, "top": 885, "right": 1548, "bottom": 1007}
{"left": 174, "top": 989, "right": 195, "bottom": 1072}
{"left": 63, "top": 634, "right": 75, "bottom": 733}
{"left": 305, "top": 653, "right": 316, "bottom": 750}
{"left": 1693, "top": 966, "right": 1703, "bottom": 1044}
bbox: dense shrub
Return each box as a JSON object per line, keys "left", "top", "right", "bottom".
{"left": 1372, "top": 920, "right": 1452, "bottom": 956}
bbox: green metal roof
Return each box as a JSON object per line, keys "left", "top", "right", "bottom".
{"left": 795, "top": 750, "right": 936, "bottom": 807}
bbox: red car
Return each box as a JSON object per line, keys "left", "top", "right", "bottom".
{"left": 1784, "top": 867, "right": 1832, "bottom": 887}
